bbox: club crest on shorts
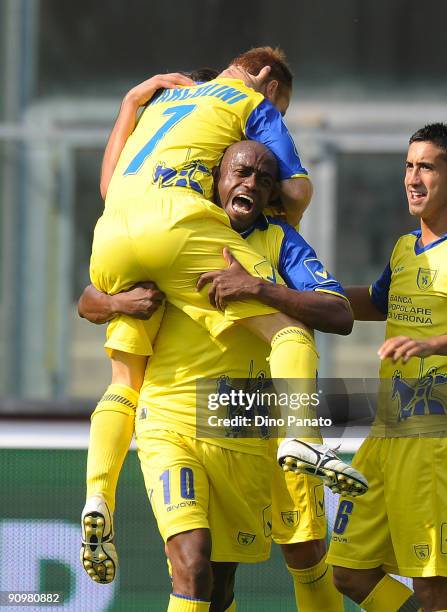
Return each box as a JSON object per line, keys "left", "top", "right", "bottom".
{"left": 416, "top": 267, "right": 437, "bottom": 291}
{"left": 237, "top": 532, "right": 256, "bottom": 546}
{"left": 414, "top": 544, "right": 430, "bottom": 560}
{"left": 441, "top": 523, "right": 447, "bottom": 554}
{"left": 281, "top": 511, "right": 300, "bottom": 527}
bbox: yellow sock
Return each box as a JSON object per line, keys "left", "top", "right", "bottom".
{"left": 168, "top": 594, "right": 210, "bottom": 611}
{"left": 225, "top": 599, "right": 236, "bottom": 611}
{"left": 360, "top": 575, "right": 420, "bottom": 611}
{"left": 288, "top": 557, "right": 343, "bottom": 612}
{"left": 270, "top": 327, "right": 321, "bottom": 440}
{"left": 86, "top": 383, "right": 138, "bottom": 511}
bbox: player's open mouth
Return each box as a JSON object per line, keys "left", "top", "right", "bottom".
{"left": 409, "top": 190, "right": 426, "bottom": 202}
{"left": 231, "top": 194, "right": 255, "bottom": 215}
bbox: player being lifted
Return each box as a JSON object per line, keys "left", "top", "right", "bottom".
{"left": 88, "top": 46, "right": 368, "bottom": 496}
{"left": 80, "top": 138, "right": 350, "bottom": 611}
{"left": 327, "top": 123, "right": 447, "bottom": 612}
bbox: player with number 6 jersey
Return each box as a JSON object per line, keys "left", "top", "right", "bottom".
{"left": 328, "top": 123, "right": 447, "bottom": 612}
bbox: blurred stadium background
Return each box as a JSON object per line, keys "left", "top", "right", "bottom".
{"left": 0, "top": 0, "right": 445, "bottom": 609}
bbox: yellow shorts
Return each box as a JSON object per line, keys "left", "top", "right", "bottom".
{"left": 270, "top": 440, "right": 326, "bottom": 544}
{"left": 327, "top": 436, "right": 447, "bottom": 577}
{"left": 104, "top": 305, "right": 165, "bottom": 356}
{"left": 90, "top": 188, "right": 280, "bottom": 344}
{"left": 136, "top": 429, "right": 274, "bottom": 563}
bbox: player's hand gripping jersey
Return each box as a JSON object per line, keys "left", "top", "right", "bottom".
{"left": 105, "top": 77, "right": 308, "bottom": 207}
{"left": 370, "top": 231, "right": 447, "bottom": 436}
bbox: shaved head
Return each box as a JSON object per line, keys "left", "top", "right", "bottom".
{"left": 220, "top": 141, "right": 278, "bottom": 177}
{"left": 215, "top": 140, "right": 278, "bottom": 231}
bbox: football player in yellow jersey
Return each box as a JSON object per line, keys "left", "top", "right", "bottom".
{"left": 327, "top": 123, "right": 447, "bottom": 612}
{"left": 88, "top": 46, "right": 368, "bottom": 496}
{"left": 80, "top": 140, "right": 352, "bottom": 611}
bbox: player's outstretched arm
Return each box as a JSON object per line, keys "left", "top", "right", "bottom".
{"left": 378, "top": 334, "right": 447, "bottom": 363}
{"left": 78, "top": 283, "right": 165, "bottom": 324}
{"left": 197, "top": 248, "right": 353, "bottom": 335}
{"left": 100, "top": 73, "right": 195, "bottom": 199}
{"left": 344, "top": 286, "right": 387, "bottom": 321}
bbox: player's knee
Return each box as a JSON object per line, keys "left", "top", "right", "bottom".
{"left": 332, "top": 565, "right": 359, "bottom": 598}
{"left": 110, "top": 351, "right": 147, "bottom": 391}
{"left": 178, "top": 556, "right": 212, "bottom": 595}
{"left": 413, "top": 577, "right": 447, "bottom": 610}
{"left": 281, "top": 539, "right": 326, "bottom": 568}
{"left": 170, "top": 550, "right": 213, "bottom": 596}
{"left": 211, "top": 562, "right": 237, "bottom": 610}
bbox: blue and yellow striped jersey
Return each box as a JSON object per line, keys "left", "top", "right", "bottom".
{"left": 106, "top": 78, "right": 308, "bottom": 207}
{"left": 370, "top": 231, "right": 447, "bottom": 434}
{"left": 137, "top": 216, "right": 346, "bottom": 453}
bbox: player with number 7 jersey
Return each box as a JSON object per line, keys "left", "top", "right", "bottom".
{"left": 91, "top": 50, "right": 311, "bottom": 336}
{"left": 91, "top": 46, "right": 310, "bottom": 333}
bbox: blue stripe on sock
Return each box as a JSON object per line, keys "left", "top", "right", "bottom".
{"left": 171, "top": 593, "right": 210, "bottom": 603}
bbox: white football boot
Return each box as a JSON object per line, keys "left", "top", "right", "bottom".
{"left": 278, "top": 439, "right": 368, "bottom": 496}
{"left": 80, "top": 495, "right": 117, "bottom": 584}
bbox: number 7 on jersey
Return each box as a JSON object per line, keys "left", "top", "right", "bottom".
{"left": 124, "top": 104, "right": 196, "bottom": 175}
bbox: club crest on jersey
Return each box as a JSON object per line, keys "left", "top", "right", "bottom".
{"left": 414, "top": 544, "right": 430, "bottom": 560}
{"left": 238, "top": 532, "right": 256, "bottom": 545}
{"left": 416, "top": 267, "right": 438, "bottom": 291}
{"left": 153, "top": 159, "right": 211, "bottom": 195}
{"left": 303, "top": 258, "right": 331, "bottom": 285}
{"left": 392, "top": 368, "right": 447, "bottom": 421}
{"left": 281, "top": 511, "right": 300, "bottom": 527}
{"left": 254, "top": 260, "right": 277, "bottom": 284}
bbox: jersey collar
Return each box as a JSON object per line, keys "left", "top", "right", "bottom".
{"left": 412, "top": 229, "right": 447, "bottom": 255}
{"left": 239, "top": 214, "right": 269, "bottom": 238}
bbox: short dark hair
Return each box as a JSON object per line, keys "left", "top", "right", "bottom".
{"left": 150, "top": 67, "right": 218, "bottom": 105}
{"left": 409, "top": 123, "right": 447, "bottom": 158}
{"left": 187, "top": 67, "right": 219, "bottom": 83}
{"left": 229, "top": 46, "right": 293, "bottom": 92}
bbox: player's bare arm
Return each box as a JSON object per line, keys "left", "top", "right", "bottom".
{"left": 197, "top": 247, "right": 353, "bottom": 335}
{"left": 378, "top": 334, "right": 447, "bottom": 363}
{"left": 100, "top": 72, "right": 195, "bottom": 199}
{"left": 279, "top": 177, "right": 313, "bottom": 226}
{"left": 78, "top": 283, "right": 165, "bottom": 324}
{"left": 344, "top": 286, "right": 387, "bottom": 321}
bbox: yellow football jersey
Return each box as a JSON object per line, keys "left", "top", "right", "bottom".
{"left": 135, "top": 216, "right": 346, "bottom": 454}
{"left": 105, "top": 77, "right": 308, "bottom": 208}
{"left": 370, "top": 231, "right": 447, "bottom": 435}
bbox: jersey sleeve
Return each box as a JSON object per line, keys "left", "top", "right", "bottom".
{"left": 369, "top": 262, "right": 391, "bottom": 315}
{"left": 244, "top": 99, "right": 308, "bottom": 181}
{"left": 273, "top": 220, "right": 347, "bottom": 297}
